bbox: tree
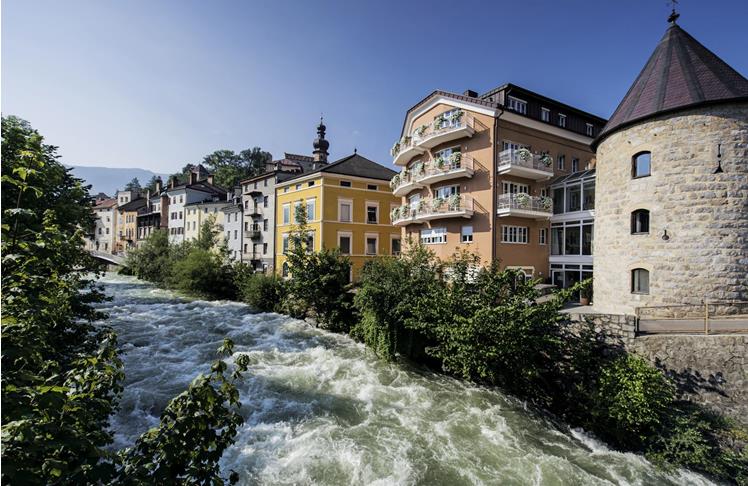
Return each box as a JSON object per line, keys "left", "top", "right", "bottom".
{"left": 124, "top": 177, "right": 141, "bottom": 192}
{"left": 144, "top": 175, "right": 161, "bottom": 192}
{"left": 240, "top": 147, "right": 272, "bottom": 178}
{"left": 201, "top": 147, "right": 272, "bottom": 189}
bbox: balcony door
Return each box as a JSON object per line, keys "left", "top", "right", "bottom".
{"left": 502, "top": 182, "right": 529, "bottom": 195}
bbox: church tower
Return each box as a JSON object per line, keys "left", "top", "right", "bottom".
{"left": 312, "top": 118, "right": 330, "bottom": 164}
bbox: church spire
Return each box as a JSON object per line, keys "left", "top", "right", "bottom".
{"left": 313, "top": 116, "right": 329, "bottom": 164}
{"left": 667, "top": 0, "right": 680, "bottom": 24}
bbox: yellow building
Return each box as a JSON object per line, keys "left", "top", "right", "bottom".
{"left": 275, "top": 153, "right": 401, "bottom": 280}
{"left": 184, "top": 199, "right": 227, "bottom": 245}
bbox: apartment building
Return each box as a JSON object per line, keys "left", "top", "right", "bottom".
{"left": 136, "top": 180, "right": 168, "bottom": 244}
{"left": 275, "top": 152, "right": 401, "bottom": 280}
{"left": 116, "top": 197, "right": 146, "bottom": 252}
{"left": 91, "top": 198, "right": 117, "bottom": 252}
{"left": 165, "top": 166, "right": 226, "bottom": 244}
{"left": 184, "top": 198, "right": 226, "bottom": 242}
{"left": 222, "top": 188, "right": 244, "bottom": 262}
{"left": 390, "top": 83, "right": 605, "bottom": 281}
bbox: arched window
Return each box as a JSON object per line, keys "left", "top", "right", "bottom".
{"left": 631, "top": 209, "right": 650, "bottom": 234}
{"left": 631, "top": 268, "right": 649, "bottom": 294}
{"left": 632, "top": 152, "right": 651, "bottom": 178}
{"left": 282, "top": 262, "right": 289, "bottom": 278}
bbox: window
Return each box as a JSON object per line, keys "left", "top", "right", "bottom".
{"left": 367, "top": 184, "right": 378, "bottom": 191}
{"left": 264, "top": 179, "right": 268, "bottom": 187}
{"left": 243, "top": 243, "right": 248, "bottom": 253}
{"left": 338, "top": 199, "right": 352, "bottom": 222}
{"left": 507, "top": 96, "right": 527, "bottom": 114}
{"left": 284, "top": 186, "right": 289, "bottom": 193}
{"left": 306, "top": 198, "right": 316, "bottom": 221}
{"left": 502, "top": 141, "right": 528, "bottom": 152}
{"left": 583, "top": 180, "right": 595, "bottom": 210}
{"left": 294, "top": 201, "right": 303, "bottom": 223}
{"left": 558, "top": 114, "right": 567, "bottom": 128}
{"left": 502, "top": 182, "right": 528, "bottom": 195}
{"left": 263, "top": 196, "right": 268, "bottom": 207}
{"left": 632, "top": 268, "right": 650, "bottom": 294}
{"left": 308, "top": 181, "right": 315, "bottom": 187}
{"left": 282, "top": 234, "right": 289, "bottom": 254}
{"left": 541, "top": 107, "right": 550, "bottom": 122}
{"left": 539, "top": 228, "right": 547, "bottom": 245}
{"left": 282, "top": 262, "right": 289, "bottom": 278}
{"left": 365, "top": 234, "right": 378, "bottom": 255}
{"left": 586, "top": 123, "right": 594, "bottom": 137}
{"left": 502, "top": 225, "right": 528, "bottom": 244}
{"left": 234, "top": 230, "right": 238, "bottom": 240}
{"left": 461, "top": 225, "right": 473, "bottom": 243}
{"left": 565, "top": 225, "right": 580, "bottom": 254}
{"left": 263, "top": 219, "right": 268, "bottom": 231}
{"left": 391, "top": 237, "right": 401, "bottom": 255}
{"left": 631, "top": 209, "right": 650, "bottom": 234}
{"left": 435, "top": 109, "right": 461, "bottom": 129}
{"left": 572, "top": 158, "right": 579, "bottom": 172}
{"left": 420, "top": 227, "right": 446, "bottom": 245}
{"left": 435, "top": 184, "right": 459, "bottom": 199}
{"left": 566, "top": 184, "right": 581, "bottom": 212}
{"left": 557, "top": 154, "right": 565, "bottom": 171}
{"left": 338, "top": 233, "right": 352, "bottom": 255}
{"left": 366, "top": 203, "right": 378, "bottom": 224}
{"left": 282, "top": 204, "right": 290, "bottom": 224}
{"left": 340, "top": 180, "right": 352, "bottom": 187}
{"left": 263, "top": 243, "right": 268, "bottom": 254}
{"left": 633, "top": 152, "right": 651, "bottom": 178}
{"left": 295, "top": 184, "right": 301, "bottom": 190}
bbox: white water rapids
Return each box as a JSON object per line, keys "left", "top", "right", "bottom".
{"left": 99, "top": 274, "right": 717, "bottom": 485}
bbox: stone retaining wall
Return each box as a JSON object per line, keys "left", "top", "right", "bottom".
{"left": 567, "top": 312, "right": 748, "bottom": 425}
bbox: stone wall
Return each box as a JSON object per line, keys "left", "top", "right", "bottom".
{"left": 566, "top": 312, "right": 748, "bottom": 425}
{"left": 593, "top": 102, "right": 748, "bottom": 315}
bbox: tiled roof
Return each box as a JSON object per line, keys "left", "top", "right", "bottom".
{"left": 284, "top": 153, "right": 314, "bottom": 162}
{"left": 597, "top": 23, "right": 748, "bottom": 143}
{"left": 283, "top": 153, "right": 397, "bottom": 183}
{"left": 93, "top": 198, "right": 116, "bottom": 209}
{"left": 118, "top": 197, "right": 147, "bottom": 212}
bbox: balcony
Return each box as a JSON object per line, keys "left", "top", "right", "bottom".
{"left": 391, "top": 137, "right": 426, "bottom": 167}
{"left": 244, "top": 225, "right": 262, "bottom": 239}
{"left": 419, "top": 154, "right": 474, "bottom": 186}
{"left": 391, "top": 195, "right": 474, "bottom": 226}
{"left": 496, "top": 193, "right": 553, "bottom": 220}
{"left": 417, "top": 113, "right": 475, "bottom": 149}
{"left": 390, "top": 170, "right": 423, "bottom": 197}
{"left": 497, "top": 149, "right": 554, "bottom": 180}
{"left": 248, "top": 206, "right": 263, "bottom": 217}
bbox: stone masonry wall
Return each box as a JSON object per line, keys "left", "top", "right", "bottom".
{"left": 593, "top": 102, "right": 748, "bottom": 315}
{"left": 567, "top": 312, "right": 748, "bottom": 425}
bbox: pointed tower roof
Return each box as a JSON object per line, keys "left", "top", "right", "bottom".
{"left": 596, "top": 22, "right": 748, "bottom": 145}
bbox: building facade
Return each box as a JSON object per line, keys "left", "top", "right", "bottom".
{"left": 391, "top": 84, "right": 605, "bottom": 280}
{"left": 165, "top": 167, "right": 226, "bottom": 244}
{"left": 184, "top": 199, "right": 226, "bottom": 242}
{"left": 275, "top": 153, "right": 401, "bottom": 280}
{"left": 136, "top": 181, "right": 168, "bottom": 244}
{"left": 91, "top": 198, "right": 117, "bottom": 252}
{"left": 592, "top": 21, "right": 748, "bottom": 314}
{"left": 116, "top": 197, "right": 146, "bottom": 253}
{"left": 222, "top": 188, "right": 244, "bottom": 262}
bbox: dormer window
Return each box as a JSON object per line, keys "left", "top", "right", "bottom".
{"left": 558, "top": 114, "right": 567, "bottom": 128}
{"left": 507, "top": 96, "right": 527, "bottom": 115}
{"left": 541, "top": 107, "right": 550, "bottom": 122}
{"left": 586, "top": 123, "right": 594, "bottom": 136}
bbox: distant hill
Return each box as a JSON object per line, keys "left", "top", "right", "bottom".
{"left": 66, "top": 165, "right": 169, "bottom": 196}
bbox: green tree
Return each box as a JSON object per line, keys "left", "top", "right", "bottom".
{"left": 125, "top": 229, "right": 173, "bottom": 284}
{"left": 201, "top": 148, "right": 272, "bottom": 188}
{"left": 124, "top": 177, "right": 141, "bottom": 192}
{"left": 144, "top": 175, "right": 161, "bottom": 192}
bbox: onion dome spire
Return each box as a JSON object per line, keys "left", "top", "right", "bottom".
{"left": 313, "top": 116, "right": 329, "bottom": 164}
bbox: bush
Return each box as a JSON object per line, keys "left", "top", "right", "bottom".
{"left": 168, "top": 247, "right": 237, "bottom": 299}
{"left": 125, "top": 230, "right": 173, "bottom": 284}
{"left": 236, "top": 269, "right": 284, "bottom": 312}
{"left": 591, "top": 354, "right": 675, "bottom": 448}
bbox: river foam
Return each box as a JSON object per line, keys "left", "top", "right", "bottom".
{"left": 99, "top": 274, "right": 717, "bottom": 485}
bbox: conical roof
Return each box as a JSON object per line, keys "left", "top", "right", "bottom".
{"left": 596, "top": 22, "right": 748, "bottom": 144}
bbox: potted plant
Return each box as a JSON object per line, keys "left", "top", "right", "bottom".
{"left": 432, "top": 197, "right": 444, "bottom": 210}
{"left": 540, "top": 196, "right": 552, "bottom": 210}
{"left": 540, "top": 153, "right": 553, "bottom": 167}
{"left": 514, "top": 192, "right": 530, "bottom": 208}
{"left": 434, "top": 156, "right": 446, "bottom": 170}
{"left": 434, "top": 114, "right": 447, "bottom": 129}
{"left": 390, "top": 142, "right": 401, "bottom": 157}
{"left": 391, "top": 207, "right": 401, "bottom": 221}
{"left": 390, "top": 173, "right": 400, "bottom": 190}
{"left": 448, "top": 109, "right": 464, "bottom": 124}
{"left": 517, "top": 148, "right": 532, "bottom": 162}
{"left": 448, "top": 194, "right": 461, "bottom": 210}
{"left": 450, "top": 152, "right": 462, "bottom": 167}
{"left": 417, "top": 200, "right": 428, "bottom": 213}
{"left": 413, "top": 161, "right": 425, "bottom": 176}
{"left": 415, "top": 124, "right": 428, "bottom": 138}
{"left": 401, "top": 204, "right": 410, "bottom": 217}
{"left": 579, "top": 278, "right": 593, "bottom": 305}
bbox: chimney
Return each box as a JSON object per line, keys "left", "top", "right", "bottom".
{"left": 169, "top": 177, "right": 176, "bottom": 189}
{"left": 207, "top": 174, "right": 214, "bottom": 185}
{"left": 155, "top": 178, "right": 162, "bottom": 193}
{"left": 463, "top": 89, "right": 478, "bottom": 98}
{"left": 189, "top": 171, "right": 198, "bottom": 185}
{"left": 146, "top": 190, "right": 151, "bottom": 210}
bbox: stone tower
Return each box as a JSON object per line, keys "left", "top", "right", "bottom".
{"left": 312, "top": 118, "right": 330, "bottom": 164}
{"left": 592, "top": 17, "right": 748, "bottom": 315}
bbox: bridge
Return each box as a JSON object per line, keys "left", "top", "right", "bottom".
{"left": 89, "top": 250, "right": 125, "bottom": 266}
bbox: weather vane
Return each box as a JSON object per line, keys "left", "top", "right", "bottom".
{"left": 667, "top": 0, "right": 680, "bottom": 23}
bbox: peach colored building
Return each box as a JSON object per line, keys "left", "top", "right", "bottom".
{"left": 390, "top": 84, "right": 605, "bottom": 282}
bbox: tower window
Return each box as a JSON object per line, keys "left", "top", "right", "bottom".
{"left": 632, "top": 152, "right": 651, "bottom": 178}
{"left": 631, "top": 268, "right": 649, "bottom": 294}
{"left": 631, "top": 209, "right": 650, "bottom": 234}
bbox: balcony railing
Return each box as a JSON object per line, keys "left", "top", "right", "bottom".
{"left": 244, "top": 225, "right": 262, "bottom": 239}
{"left": 497, "top": 149, "right": 554, "bottom": 180}
{"left": 392, "top": 195, "right": 474, "bottom": 226}
{"left": 418, "top": 113, "right": 475, "bottom": 149}
{"left": 390, "top": 154, "right": 475, "bottom": 196}
{"left": 496, "top": 193, "right": 553, "bottom": 219}
{"left": 391, "top": 136, "right": 426, "bottom": 166}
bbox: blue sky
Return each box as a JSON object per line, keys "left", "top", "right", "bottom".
{"left": 3, "top": 0, "right": 747, "bottom": 173}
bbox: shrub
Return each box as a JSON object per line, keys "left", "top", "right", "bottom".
{"left": 236, "top": 269, "right": 284, "bottom": 312}
{"left": 168, "top": 247, "right": 237, "bottom": 299}
{"left": 125, "top": 230, "right": 173, "bottom": 284}
{"left": 591, "top": 354, "right": 675, "bottom": 448}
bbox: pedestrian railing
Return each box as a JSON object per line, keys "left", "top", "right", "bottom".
{"left": 635, "top": 300, "right": 748, "bottom": 335}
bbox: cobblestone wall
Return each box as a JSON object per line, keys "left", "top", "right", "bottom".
{"left": 593, "top": 102, "right": 748, "bottom": 315}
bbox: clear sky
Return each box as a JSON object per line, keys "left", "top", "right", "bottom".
{"left": 3, "top": 0, "right": 747, "bottom": 173}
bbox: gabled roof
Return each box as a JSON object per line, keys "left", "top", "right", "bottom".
{"left": 118, "top": 197, "right": 147, "bottom": 212}
{"left": 167, "top": 180, "right": 227, "bottom": 197}
{"left": 281, "top": 153, "right": 397, "bottom": 183}
{"left": 596, "top": 23, "right": 748, "bottom": 144}
{"left": 93, "top": 198, "right": 116, "bottom": 209}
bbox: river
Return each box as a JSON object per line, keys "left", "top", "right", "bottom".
{"left": 98, "top": 274, "right": 716, "bottom": 485}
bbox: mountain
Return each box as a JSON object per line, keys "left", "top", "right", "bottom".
{"left": 66, "top": 165, "right": 169, "bottom": 196}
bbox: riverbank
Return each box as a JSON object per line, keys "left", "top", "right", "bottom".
{"left": 99, "top": 273, "right": 718, "bottom": 485}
